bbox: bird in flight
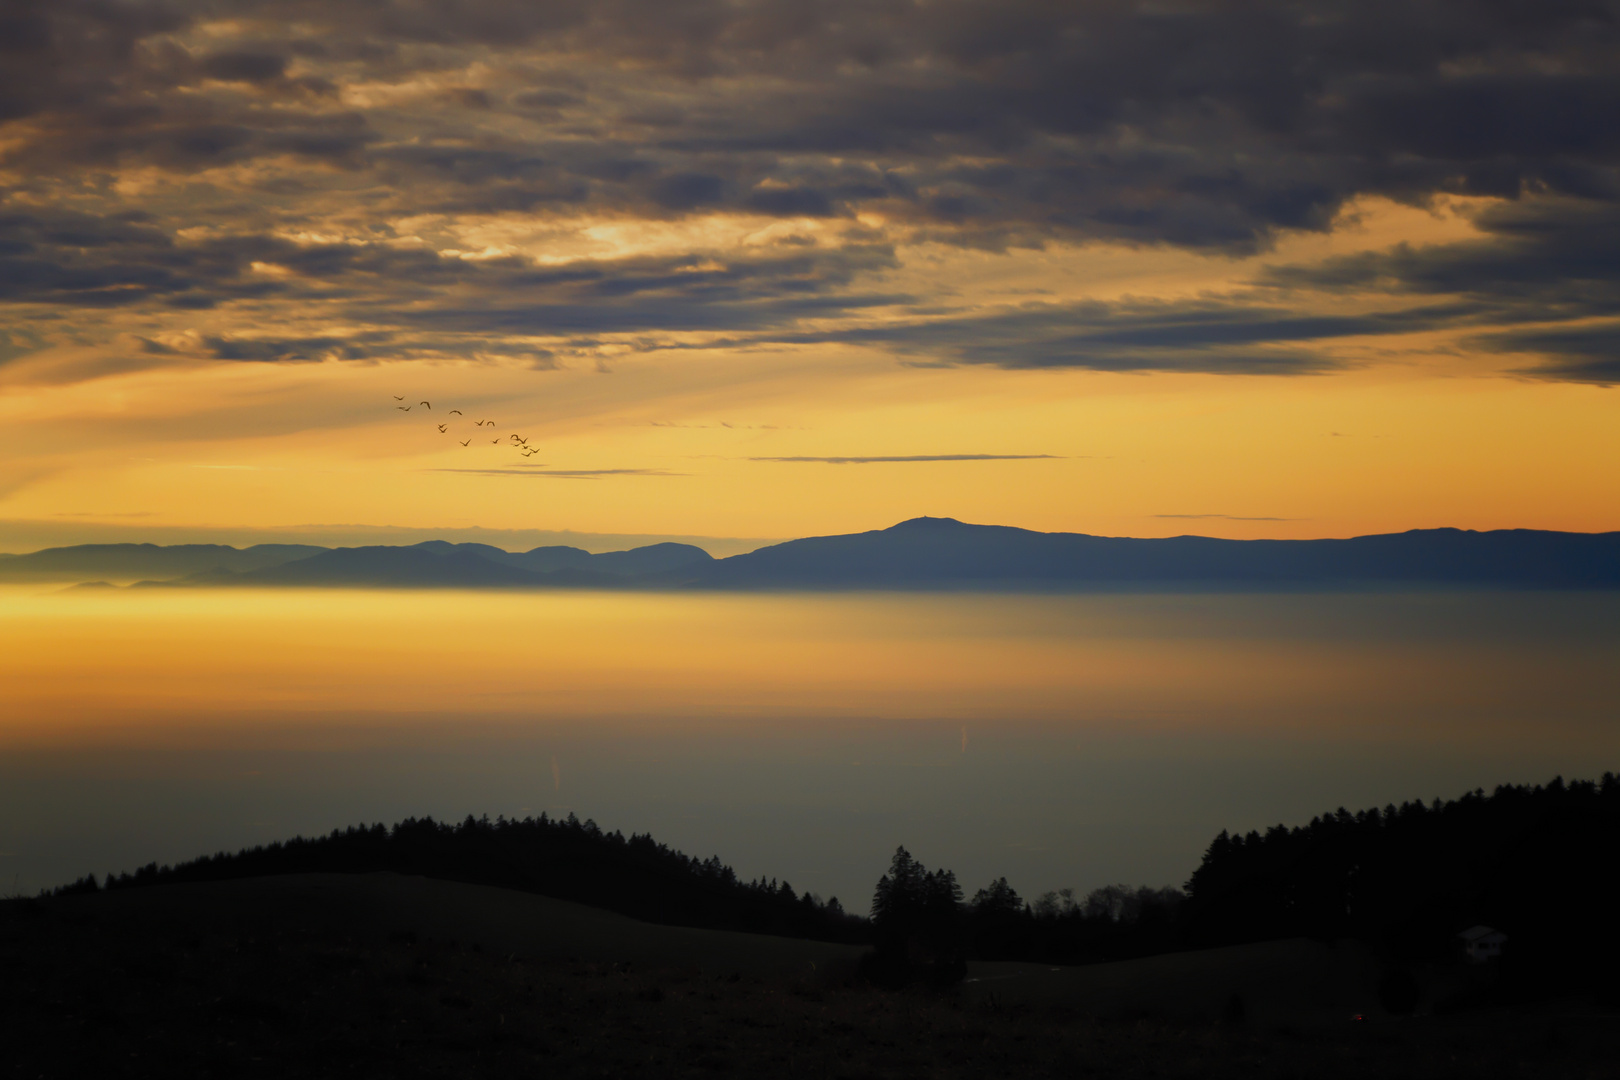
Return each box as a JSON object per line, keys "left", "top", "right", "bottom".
{"left": 449, "top": 409, "right": 462, "bottom": 415}
{"left": 393, "top": 395, "right": 404, "bottom": 400}
{"left": 420, "top": 401, "right": 432, "bottom": 409}
{"left": 491, "top": 439, "right": 501, "bottom": 444}
{"left": 459, "top": 439, "right": 470, "bottom": 446}
{"left": 437, "top": 423, "right": 447, "bottom": 433}
{"left": 397, "top": 405, "right": 411, "bottom": 411}
{"left": 479, "top": 419, "right": 493, "bottom": 426}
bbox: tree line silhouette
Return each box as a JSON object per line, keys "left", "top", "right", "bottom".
{"left": 59, "top": 812, "right": 866, "bottom": 943}
{"left": 58, "top": 773, "right": 1620, "bottom": 1002}
{"left": 862, "top": 774, "right": 1620, "bottom": 1000}
{"left": 1179, "top": 773, "right": 1620, "bottom": 1002}
{"left": 861, "top": 847, "right": 1185, "bottom": 986}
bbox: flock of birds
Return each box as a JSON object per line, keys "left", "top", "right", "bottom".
{"left": 392, "top": 396, "right": 540, "bottom": 457}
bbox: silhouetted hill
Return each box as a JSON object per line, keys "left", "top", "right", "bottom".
{"left": 925, "top": 771, "right": 1618, "bottom": 1005}
{"left": 53, "top": 772, "right": 1620, "bottom": 1012}
{"left": 687, "top": 517, "right": 1620, "bottom": 589}
{"left": 1180, "top": 775, "right": 1620, "bottom": 995}
{"left": 23, "top": 881, "right": 1615, "bottom": 1080}
{"left": 0, "top": 542, "right": 326, "bottom": 582}
{"left": 86, "top": 812, "right": 864, "bottom": 945}
{"left": 867, "top": 773, "right": 1620, "bottom": 1006}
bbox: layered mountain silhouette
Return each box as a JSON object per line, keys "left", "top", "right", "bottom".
{"left": 0, "top": 542, "right": 325, "bottom": 583}
{"left": 152, "top": 541, "right": 716, "bottom": 588}
{"left": 7, "top": 518, "right": 1618, "bottom": 590}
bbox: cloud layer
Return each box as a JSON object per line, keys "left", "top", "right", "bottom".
{"left": 2, "top": 0, "right": 1618, "bottom": 379}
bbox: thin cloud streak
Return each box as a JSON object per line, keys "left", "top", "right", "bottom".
{"left": 751, "top": 454, "right": 1062, "bottom": 465}
{"left": 428, "top": 468, "right": 685, "bottom": 479}
{"left": 1155, "top": 514, "right": 1302, "bottom": 522}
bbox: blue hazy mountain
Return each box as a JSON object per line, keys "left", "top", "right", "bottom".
{"left": 580, "top": 542, "right": 716, "bottom": 576}
{"left": 685, "top": 517, "right": 1620, "bottom": 590}
{"left": 210, "top": 545, "right": 564, "bottom": 588}
{"left": 411, "top": 540, "right": 713, "bottom": 577}
{"left": 142, "top": 540, "right": 715, "bottom": 588}
{"left": 0, "top": 542, "right": 327, "bottom": 582}
{"left": 410, "top": 540, "right": 595, "bottom": 574}
{"left": 14, "top": 520, "right": 1618, "bottom": 590}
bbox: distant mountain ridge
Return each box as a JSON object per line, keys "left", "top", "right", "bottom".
{"left": 9, "top": 518, "right": 1619, "bottom": 590}
{"left": 686, "top": 517, "right": 1620, "bottom": 589}
{"left": 197, "top": 540, "right": 717, "bottom": 588}
{"left": 2, "top": 538, "right": 716, "bottom": 587}
{"left": 0, "top": 542, "right": 327, "bottom": 583}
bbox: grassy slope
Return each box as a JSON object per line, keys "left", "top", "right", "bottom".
{"left": 74, "top": 872, "right": 865, "bottom": 980}
{"left": 6, "top": 873, "right": 1617, "bottom": 1078}
{"left": 964, "top": 938, "right": 1384, "bottom": 1027}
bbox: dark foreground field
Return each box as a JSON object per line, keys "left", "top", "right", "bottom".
{"left": 4, "top": 874, "right": 1616, "bottom": 1080}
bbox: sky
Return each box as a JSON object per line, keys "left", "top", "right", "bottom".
{"left": 3, "top": 0, "right": 1619, "bottom": 548}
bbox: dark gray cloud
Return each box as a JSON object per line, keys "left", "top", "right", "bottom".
{"left": 751, "top": 454, "right": 1059, "bottom": 464}
{"left": 2, "top": 0, "right": 1619, "bottom": 379}
{"left": 1260, "top": 198, "right": 1620, "bottom": 381}
{"left": 0, "top": 208, "right": 903, "bottom": 359}
{"left": 6, "top": 1, "right": 1619, "bottom": 243}
{"left": 1472, "top": 324, "right": 1620, "bottom": 385}
{"left": 1261, "top": 200, "right": 1620, "bottom": 314}
{"left": 748, "top": 298, "right": 1482, "bottom": 373}
{"left": 203, "top": 335, "right": 383, "bottom": 362}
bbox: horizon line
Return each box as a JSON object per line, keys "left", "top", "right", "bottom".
{"left": 6, "top": 517, "right": 1620, "bottom": 559}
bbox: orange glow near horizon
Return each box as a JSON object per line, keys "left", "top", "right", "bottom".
{"left": 2, "top": 350, "right": 1617, "bottom": 548}
{"left": 4, "top": 588, "right": 1616, "bottom": 750}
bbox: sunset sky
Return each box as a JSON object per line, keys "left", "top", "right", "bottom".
{"left": 4, "top": 0, "right": 1618, "bottom": 548}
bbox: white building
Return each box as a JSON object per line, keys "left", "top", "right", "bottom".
{"left": 1458, "top": 924, "right": 1507, "bottom": 963}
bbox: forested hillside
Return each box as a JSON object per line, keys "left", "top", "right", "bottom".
{"left": 75, "top": 812, "right": 865, "bottom": 944}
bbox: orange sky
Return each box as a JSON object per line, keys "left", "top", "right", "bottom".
{"left": 3, "top": 4, "right": 1618, "bottom": 551}
{"left": 1, "top": 197, "right": 1615, "bottom": 549}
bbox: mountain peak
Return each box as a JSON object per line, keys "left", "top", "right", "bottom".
{"left": 888, "top": 516, "right": 966, "bottom": 530}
